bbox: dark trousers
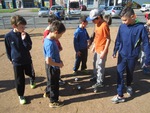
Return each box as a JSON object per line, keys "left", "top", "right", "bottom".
{"left": 73, "top": 49, "right": 88, "bottom": 71}
{"left": 45, "top": 63, "right": 60, "bottom": 103}
{"left": 117, "top": 54, "right": 137, "bottom": 97}
{"left": 13, "top": 63, "right": 35, "bottom": 96}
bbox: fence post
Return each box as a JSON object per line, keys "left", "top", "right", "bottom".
{"left": 33, "top": 16, "right": 36, "bottom": 28}
{"left": 2, "top": 17, "right": 5, "bottom": 29}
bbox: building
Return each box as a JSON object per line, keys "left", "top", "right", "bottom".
{"left": 1, "top": 0, "right": 150, "bottom": 9}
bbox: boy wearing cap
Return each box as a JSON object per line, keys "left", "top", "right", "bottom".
{"left": 73, "top": 15, "right": 90, "bottom": 75}
{"left": 87, "top": 9, "right": 111, "bottom": 90}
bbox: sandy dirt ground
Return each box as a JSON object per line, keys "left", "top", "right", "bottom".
{"left": 0, "top": 27, "right": 150, "bottom": 113}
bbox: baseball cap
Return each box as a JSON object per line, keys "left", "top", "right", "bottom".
{"left": 86, "top": 9, "right": 103, "bottom": 21}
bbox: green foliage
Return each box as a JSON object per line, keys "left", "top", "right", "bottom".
{"left": 30, "top": 8, "right": 39, "bottom": 12}
{"left": 0, "top": 9, "right": 19, "bottom": 13}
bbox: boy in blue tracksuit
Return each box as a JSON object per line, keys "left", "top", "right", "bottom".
{"left": 4, "top": 15, "right": 36, "bottom": 105}
{"left": 111, "top": 7, "right": 150, "bottom": 103}
{"left": 73, "top": 15, "right": 90, "bottom": 74}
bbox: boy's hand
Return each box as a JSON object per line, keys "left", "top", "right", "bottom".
{"left": 91, "top": 46, "right": 95, "bottom": 53}
{"left": 112, "top": 54, "right": 116, "bottom": 58}
{"left": 77, "top": 51, "right": 81, "bottom": 56}
{"left": 21, "top": 31, "right": 26, "bottom": 40}
{"left": 59, "top": 62, "right": 64, "bottom": 68}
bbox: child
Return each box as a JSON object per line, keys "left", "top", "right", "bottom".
{"left": 111, "top": 6, "right": 150, "bottom": 103}
{"left": 73, "top": 15, "right": 90, "bottom": 75}
{"left": 89, "top": 14, "right": 112, "bottom": 82}
{"left": 4, "top": 15, "right": 36, "bottom": 105}
{"left": 43, "top": 20, "right": 66, "bottom": 108}
{"left": 140, "top": 13, "right": 150, "bottom": 74}
{"left": 54, "top": 8, "right": 61, "bottom": 21}
{"left": 43, "top": 14, "right": 65, "bottom": 89}
{"left": 86, "top": 9, "right": 111, "bottom": 90}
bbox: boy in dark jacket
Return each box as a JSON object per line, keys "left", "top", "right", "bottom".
{"left": 73, "top": 15, "right": 90, "bottom": 75}
{"left": 111, "top": 7, "right": 150, "bottom": 103}
{"left": 4, "top": 15, "right": 36, "bottom": 105}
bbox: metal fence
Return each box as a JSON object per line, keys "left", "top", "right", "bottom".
{"left": 0, "top": 16, "right": 85, "bottom": 29}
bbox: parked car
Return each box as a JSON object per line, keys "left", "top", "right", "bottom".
{"left": 38, "top": 7, "right": 49, "bottom": 17}
{"left": 49, "top": 5, "right": 65, "bottom": 19}
{"left": 103, "top": 6, "right": 123, "bottom": 18}
{"left": 80, "top": 4, "right": 87, "bottom": 11}
{"left": 99, "top": 5, "right": 106, "bottom": 11}
{"left": 140, "top": 4, "right": 150, "bottom": 12}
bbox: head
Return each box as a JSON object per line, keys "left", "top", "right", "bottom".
{"left": 147, "top": 13, "right": 150, "bottom": 24}
{"left": 49, "top": 20, "right": 66, "bottom": 39}
{"left": 79, "top": 15, "right": 88, "bottom": 28}
{"left": 48, "top": 14, "right": 57, "bottom": 24}
{"left": 103, "top": 14, "right": 112, "bottom": 25}
{"left": 11, "top": 15, "right": 27, "bottom": 32}
{"left": 119, "top": 6, "right": 136, "bottom": 25}
{"left": 86, "top": 9, "right": 104, "bottom": 24}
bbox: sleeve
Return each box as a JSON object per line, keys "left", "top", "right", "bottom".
{"left": 45, "top": 44, "right": 53, "bottom": 58}
{"left": 141, "top": 27, "right": 150, "bottom": 65}
{"left": 73, "top": 32, "right": 80, "bottom": 52}
{"left": 4, "top": 34, "right": 12, "bottom": 61}
{"left": 113, "top": 26, "right": 121, "bottom": 56}
{"left": 22, "top": 33, "right": 32, "bottom": 50}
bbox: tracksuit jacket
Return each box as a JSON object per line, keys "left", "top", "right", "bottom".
{"left": 4, "top": 30, "right": 32, "bottom": 66}
{"left": 113, "top": 22, "right": 150, "bottom": 65}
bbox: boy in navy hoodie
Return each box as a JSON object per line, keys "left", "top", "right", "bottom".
{"left": 4, "top": 15, "right": 36, "bottom": 105}
{"left": 111, "top": 7, "right": 150, "bottom": 103}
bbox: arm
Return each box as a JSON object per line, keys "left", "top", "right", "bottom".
{"left": 100, "top": 25, "right": 111, "bottom": 59}
{"left": 45, "top": 57, "right": 64, "bottom": 68}
{"left": 21, "top": 32, "right": 32, "bottom": 50}
{"left": 112, "top": 27, "right": 121, "bottom": 58}
{"left": 74, "top": 33, "right": 81, "bottom": 56}
{"left": 141, "top": 27, "right": 150, "bottom": 66}
{"left": 100, "top": 36, "right": 111, "bottom": 59}
{"left": 4, "top": 34, "right": 12, "bottom": 61}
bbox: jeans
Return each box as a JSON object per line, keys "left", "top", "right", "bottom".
{"left": 117, "top": 54, "right": 137, "bottom": 97}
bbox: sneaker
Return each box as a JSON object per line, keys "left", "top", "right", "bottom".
{"left": 49, "top": 101, "right": 64, "bottom": 108}
{"left": 90, "top": 76, "right": 96, "bottom": 82}
{"left": 126, "top": 86, "right": 133, "bottom": 97}
{"left": 19, "top": 96, "right": 26, "bottom": 105}
{"left": 43, "top": 92, "right": 50, "bottom": 98}
{"left": 30, "top": 80, "right": 36, "bottom": 89}
{"left": 73, "top": 71, "right": 77, "bottom": 75}
{"left": 59, "top": 79, "right": 65, "bottom": 85}
{"left": 111, "top": 95, "right": 125, "bottom": 104}
{"left": 30, "top": 81, "right": 36, "bottom": 89}
{"left": 92, "top": 82, "right": 104, "bottom": 89}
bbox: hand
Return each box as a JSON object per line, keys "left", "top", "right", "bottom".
{"left": 21, "top": 31, "right": 26, "bottom": 40}
{"left": 77, "top": 51, "right": 81, "bottom": 56}
{"left": 112, "top": 54, "right": 116, "bottom": 58}
{"left": 100, "top": 52, "right": 105, "bottom": 59}
{"left": 91, "top": 46, "right": 95, "bottom": 53}
{"left": 59, "top": 62, "right": 64, "bottom": 68}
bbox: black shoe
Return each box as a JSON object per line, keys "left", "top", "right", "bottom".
{"left": 59, "top": 79, "right": 65, "bottom": 85}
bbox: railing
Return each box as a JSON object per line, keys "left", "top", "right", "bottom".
{"left": 0, "top": 15, "right": 83, "bottom": 29}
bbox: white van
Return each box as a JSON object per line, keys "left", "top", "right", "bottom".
{"left": 140, "top": 4, "right": 150, "bottom": 12}
{"left": 67, "top": 0, "right": 81, "bottom": 18}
